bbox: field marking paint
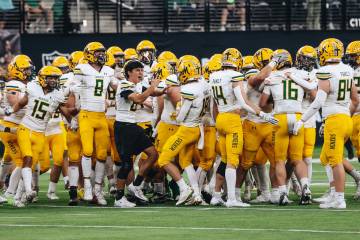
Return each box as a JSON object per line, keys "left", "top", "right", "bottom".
{"left": 0, "top": 224, "right": 359, "bottom": 235}
{"left": 64, "top": 213, "right": 97, "bottom": 216}
{"left": 0, "top": 217, "right": 37, "bottom": 219}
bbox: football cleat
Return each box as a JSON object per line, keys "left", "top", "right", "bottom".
{"left": 114, "top": 196, "right": 136, "bottom": 208}
{"left": 25, "top": 191, "right": 37, "bottom": 203}
{"left": 279, "top": 192, "right": 289, "bottom": 206}
{"left": 313, "top": 189, "right": 332, "bottom": 203}
{"left": 169, "top": 179, "right": 180, "bottom": 200}
{"left": 225, "top": 199, "right": 250, "bottom": 208}
{"left": 109, "top": 185, "right": 117, "bottom": 196}
{"left": 210, "top": 195, "right": 225, "bottom": 206}
{"left": 319, "top": 198, "right": 346, "bottom": 209}
{"left": 0, "top": 195, "right": 7, "bottom": 204}
{"left": 13, "top": 200, "right": 25, "bottom": 208}
{"left": 149, "top": 192, "right": 167, "bottom": 204}
{"left": 185, "top": 194, "right": 203, "bottom": 206}
{"left": 270, "top": 189, "right": 280, "bottom": 204}
{"left": 47, "top": 192, "right": 60, "bottom": 200}
{"left": 201, "top": 190, "right": 212, "bottom": 204}
{"left": 94, "top": 190, "right": 107, "bottom": 206}
{"left": 243, "top": 185, "right": 252, "bottom": 202}
{"left": 299, "top": 185, "right": 312, "bottom": 205}
{"left": 176, "top": 187, "right": 193, "bottom": 206}
{"left": 128, "top": 184, "right": 149, "bottom": 202}
{"left": 250, "top": 193, "right": 271, "bottom": 203}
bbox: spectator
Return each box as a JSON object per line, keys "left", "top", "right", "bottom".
{"left": 25, "top": 0, "right": 55, "bottom": 33}
{"left": 306, "top": 0, "right": 321, "bottom": 30}
{"left": 0, "top": 0, "right": 15, "bottom": 30}
{"left": 220, "top": 0, "right": 246, "bottom": 31}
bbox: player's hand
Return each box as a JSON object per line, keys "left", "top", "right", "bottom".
{"left": 150, "top": 78, "right": 161, "bottom": 88}
{"left": 319, "top": 122, "right": 324, "bottom": 138}
{"left": 4, "top": 107, "right": 14, "bottom": 116}
{"left": 259, "top": 111, "right": 278, "bottom": 125}
{"left": 292, "top": 120, "right": 304, "bottom": 135}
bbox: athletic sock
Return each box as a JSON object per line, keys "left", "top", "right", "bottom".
{"left": 256, "top": 164, "right": 270, "bottom": 194}
{"left": 185, "top": 164, "right": 200, "bottom": 196}
{"left": 348, "top": 169, "right": 360, "bottom": 182}
{"left": 81, "top": 156, "right": 92, "bottom": 178}
{"left": 325, "top": 164, "right": 334, "bottom": 183}
{"left": 300, "top": 177, "right": 309, "bottom": 189}
{"left": 21, "top": 167, "right": 32, "bottom": 193}
{"left": 0, "top": 162, "right": 12, "bottom": 182}
{"left": 235, "top": 187, "right": 241, "bottom": 200}
{"left": 304, "top": 157, "right": 312, "bottom": 185}
{"left": 94, "top": 161, "right": 105, "bottom": 184}
{"left": 225, "top": 168, "right": 236, "bottom": 201}
{"left": 6, "top": 167, "right": 22, "bottom": 195}
{"left": 48, "top": 181, "right": 57, "bottom": 194}
{"left": 176, "top": 178, "right": 188, "bottom": 192}
{"left": 278, "top": 185, "right": 287, "bottom": 194}
{"left": 68, "top": 166, "right": 79, "bottom": 187}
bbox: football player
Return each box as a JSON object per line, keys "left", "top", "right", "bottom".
{"left": 293, "top": 38, "right": 359, "bottom": 208}
{"left": 260, "top": 49, "right": 311, "bottom": 206}
{"left": 107, "top": 46, "right": 125, "bottom": 79}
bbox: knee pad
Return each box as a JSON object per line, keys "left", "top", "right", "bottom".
{"left": 117, "top": 161, "right": 133, "bottom": 180}
{"left": 216, "top": 161, "right": 226, "bottom": 177}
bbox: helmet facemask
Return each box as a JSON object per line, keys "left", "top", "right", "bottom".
{"left": 139, "top": 49, "right": 155, "bottom": 65}
{"left": 296, "top": 55, "right": 318, "bottom": 72}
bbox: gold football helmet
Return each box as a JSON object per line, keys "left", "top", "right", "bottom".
{"left": 136, "top": 40, "right": 156, "bottom": 64}
{"left": 7, "top": 55, "right": 33, "bottom": 81}
{"left": 69, "top": 51, "right": 84, "bottom": 70}
{"left": 253, "top": 48, "right": 273, "bottom": 70}
{"left": 83, "top": 42, "right": 106, "bottom": 65}
{"left": 38, "top": 66, "right": 62, "bottom": 90}
{"left": 124, "top": 48, "right": 139, "bottom": 61}
{"left": 105, "top": 51, "right": 116, "bottom": 68}
{"left": 271, "top": 49, "right": 293, "bottom": 70}
{"left": 210, "top": 53, "right": 222, "bottom": 63}
{"left": 151, "top": 62, "right": 173, "bottom": 81}
{"left": 157, "top": 51, "right": 178, "bottom": 67}
{"left": 345, "top": 40, "right": 360, "bottom": 67}
{"left": 107, "top": 46, "right": 125, "bottom": 67}
{"left": 177, "top": 59, "right": 201, "bottom": 84}
{"left": 222, "top": 48, "right": 242, "bottom": 70}
{"left": 295, "top": 45, "right": 317, "bottom": 71}
{"left": 318, "top": 38, "right": 344, "bottom": 66}
{"left": 52, "top": 56, "right": 70, "bottom": 74}
{"left": 242, "top": 56, "right": 254, "bottom": 72}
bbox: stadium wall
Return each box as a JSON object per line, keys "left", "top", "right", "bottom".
{"left": 22, "top": 31, "right": 359, "bottom": 68}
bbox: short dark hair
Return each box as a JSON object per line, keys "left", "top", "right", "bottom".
{"left": 124, "top": 60, "right": 144, "bottom": 79}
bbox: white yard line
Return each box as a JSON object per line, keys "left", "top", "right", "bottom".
{"left": 0, "top": 217, "right": 37, "bottom": 219}
{"left": 0, "top": 224, "right": 359, "bottom": 235}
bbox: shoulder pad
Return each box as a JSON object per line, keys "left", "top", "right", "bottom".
{"left": 316, "top": 71, "right": 331, "bottom": 81}
{"left": 73, "top": 68, "right": 84, "bottom": 75}
{"left": 181, "top": 90, "right": 196, "bottom": 100}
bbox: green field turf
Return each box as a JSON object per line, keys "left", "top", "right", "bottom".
{"left": 1, "top": 160, "right": 360, "bottom": 240}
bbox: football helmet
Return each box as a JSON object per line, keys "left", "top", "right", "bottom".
{"left": 253, "top": 48, "right": 273, "bottom": 70}
{"left": 38, "top": 66, "right": 62, "bottom": 90}
{"left": 295, "top": 45, "right": 317, "bottom": 71}
{"left": 177, "top": 59, "right": 201, "bottom": 84}
{"left": 242, "top": 55, "right": 254, "bottom": 72}
{"left": 124, "top": 48, "right": 139, "bottom": 61}
{"left": 52, "top": 56, "right": 70, "bottom": 74}
{"left": 210, "top": 53, "right": 222, "bottom": 63}
{"left": 69, "top": 51, "right": 84, "bottom": 70}
{"left": 317, "top": 38, "right": 344, "bottom": 66}
{"left": 83, "top": 42, "right": 106, "bottom": 65}
{"left": 157, "top": 51, "right": 178, "bottom": 67}
{"left": 7, "top": 55, "right": 33, "bottom": 81}
{"left": 136, "top": 40, "right": 156, "bottom": 65}
{"left": 345, "top": 40, "right": 360, "bottom": 68}
{"left": 107, "top": 46, "right": 125, "bottom": 67}
{"left": 271, "top": 49, "right": 293, "bottom": 70}
{"left": 203, "top": 58, "right": 222, "bottom": 80}
{"left": 222, "top": 48, "right": 242, "bottom": 70}
{"left": 105, "top": 51, "right": 116, "bottom": 68}
{"left": 150, "top": 62, "right": 173, "bottom": 80}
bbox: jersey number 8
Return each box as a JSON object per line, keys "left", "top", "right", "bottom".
{"left": 94, "top": 79, "right": 104, "bottom": 96}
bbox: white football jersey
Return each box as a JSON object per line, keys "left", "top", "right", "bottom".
{"left": 209, "top": 69, "right": 243, "bottom": 113}
{"left": 316, "top": 62, "right": 354, "bottom": 118}
{"left": 73, "top": 63, "right": 114, "bottom": 112}
{"left": 21, "top": 81, "right": 66, "bottom": 132}
{"left": 199, "top": 78, "right": 215, "bottom": 126}
{"left": 157, "top": 75, "right": 180, "bottom": 125}
{"left": 180, "top": 79, "right": 211, "bottom": 127}
{"left": 263, "top": 68, "right": 305, "bottom": 114}
{"left": 3, "top": 80, "right": 27, "bottom": 124}
{"left": 115, "top": 80, "right": 141, "bottom": 123}
{"left": 353, "top": 66, "right": 360, "bottom": 115}
{"left": 105, "top": 79, "right": 119, "bottom": 118}
{"left": 135, "top": 79, "right": 153, "bottom": 123}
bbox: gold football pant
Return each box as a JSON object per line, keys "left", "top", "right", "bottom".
{"left": 17, "top": 125, "right": 45, "bottom": 168}
{"left": 274, "top": 113, "right": 304, "bottom": 162}
{"left": 242, "top": 120, "right": 275, "bottom": 170}
{"left": 78, "top": 110, "right": 110, "bottom": 160}
{"left": 351, "top": 114, "right": 360, "bottom": 157}
{"left": 320, "top": 114, "right": 352, "bottom": 167}
{"left": 0, "top": 121, "right": 22, "bottom": 167}
{"left": 107, "top": 118, "right": 120, "bottom": 163}
{"left": 155, "top": 121, "right": 179, "bottom": 153}
{"left": 199, "top": 126, "right": 217, "bottom": 171}
{"left": 303, "top": 127, "right": 316, "bottom": 158}
{"left": 158, "top": 125, "right": 200, "bottom": 169}
{"left": 67, "top": 128, "right": 82, "bottom": 163}
{"left": 39, "top": 133, "right": 65, "bottom": 173}
{"left": 215, "top": 112, "right": 243, "bottom": 167}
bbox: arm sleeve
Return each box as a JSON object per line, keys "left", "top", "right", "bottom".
{"left": 120, "top": 90, "right": 134, "bottom": 100}
{"left": 289, "top": 72, "right": 317, "bottom": 90}
{"left": 233, "top": 85, "right": 257, "bottom": 115}
{"left": 176, "top": 99, "right": 192, "bottom": 123}
{"left": 301, "top": 89, "right": 327, "bottom": 122}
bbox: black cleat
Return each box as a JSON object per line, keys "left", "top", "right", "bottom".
{"left": 149, "top": 192, "right": 167, "bottom": 204}
{"left": 299, "top": 184, "right": 312, "bottom": 205}
{"left": 169, "top": 180, "right": 180, "bottom": 200}
{"left": 201, "top": 191, "right": 212, "bottom": 204}
{"left": 279, "top": 192, "right": 289, "bottom": 206}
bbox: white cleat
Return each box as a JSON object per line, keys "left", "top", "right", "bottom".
{"left": 185, "top": 194, "right": 203, "bottom": 206}
{"left": 83, "top": 185, "right": 93, "bottom": 201}
{"left": 210, "top": 196, "right": 225, "bottom": 206}
{"left": 319, "top": 198, "right": 346, "bottom": 209}
{"left": 13, "top": 200, "right": 25, "bottom": 208}
{"left": 225, "top": 199, "right": 250, "bottom": 208}
{"left": 270, "top": 190, "right": 280, "bottom": 204}
{"left": 95, "top": 190, "right": 107, "bottom": 206}
{"left": 114, "top": 196, "right": 136, "bottom": 208}
{"left": 279, "top": 192, "right": 289, "bottom": 206}
{"left": 25, "top": 191, "right": 37, "bottom": 203}
{"left": 250, "top": 193, "right": 271, "bottom": 203}
{"left": 128, "top": 184, "right": 148, "bottom": 202}
{"left": 313, "top": 190, "right": 331, "bottom": 203}
{"left": 0, "top": 195, "right": 7, "bottom": 204}
{"left": 47, "top": 192, "right": 60, "bottom": 200}
{"left": 109, "top": 185, "right": 117, "bottom": 196}
{"left": 176, "top": 187, "right": 193, "bottom": 206}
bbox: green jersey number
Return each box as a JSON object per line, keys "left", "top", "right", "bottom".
{"left": 200, "top": 96, "right": 210, "bottom": 117}
{"left": 282, "top": 79, "right": 298, "bottom": 100}
{"left": 337, "top": 78, "right": 352, "bottom": 101}
{"left": 31, "top": 99, "right": 49, "bottom": 120}
{"left": 107, "top": 86, "right": 116, "bottom": 100}
{"left": 212, "top": 86, "right": 227, "bottom": 105}
{"left": 94, "top": 79, "right": 104, "bottom": 96}
{"left": 354, "top": 76, "right": 360, "bottom": 94}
